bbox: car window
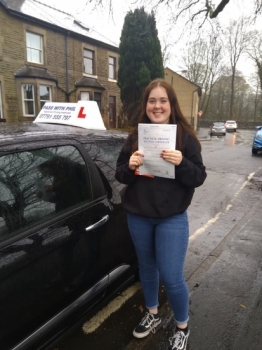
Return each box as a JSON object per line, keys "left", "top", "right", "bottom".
{"left": 213, "top": 122, "right": 224, "bottom": 126}
{"left": 0, "top": 145, "right": 91, "bottom": 242}
{"left": 82, "top": 137, "right": 126, "bottom": 200}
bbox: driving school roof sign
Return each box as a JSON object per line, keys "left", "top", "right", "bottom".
{"left": 33, "top": 101, "right": 106, "bottom": 130}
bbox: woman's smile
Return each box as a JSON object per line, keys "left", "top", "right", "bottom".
{"left": 146, "top": 86, "right": 171, "bottom": 124}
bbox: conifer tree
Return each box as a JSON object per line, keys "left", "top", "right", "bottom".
{"left": 118, "top": 7, "right": 164, "bottom": 125}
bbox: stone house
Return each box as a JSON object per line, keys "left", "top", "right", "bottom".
{"left": 164, "top": 67, "right": 202, "bottom": 131}
{"left": 0, "top": 0, "right": 121, "bottom": 128}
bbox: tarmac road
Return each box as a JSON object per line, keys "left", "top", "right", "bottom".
{"left": 128, "top": 168, "right": 262, "bottom": 350}
{"left": 55, "top": 129, "right": 262, "bottom": 350}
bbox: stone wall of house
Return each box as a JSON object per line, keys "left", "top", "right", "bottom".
{"left": 164, "top": 68, "right": 200, "bottom": 130}
{"left": 0, "top": 7, "right": 24, "bottom": 121}
{"left": 95, "top": 47, "right": 121, "bottom": 128}
{"left": 0, "top": 5, "right": 121, "bottom": 124}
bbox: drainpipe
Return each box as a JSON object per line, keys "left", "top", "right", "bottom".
{"left": 191, "top": 88, "right": 199, "bottom": 131}
{"left": 65, "top": 32, "right": 69, "bottom": 102}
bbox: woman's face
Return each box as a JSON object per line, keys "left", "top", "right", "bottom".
{"left": 146, "top": 86, "right": 171, "bottom": 124}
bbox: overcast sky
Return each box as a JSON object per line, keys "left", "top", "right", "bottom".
{"left": 42, "top": 0, "right": 261, "bottom": 83}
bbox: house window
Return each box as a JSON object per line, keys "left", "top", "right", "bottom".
{"left": 26, "top": 32, "right": 43, "bottom": 64}
{"left": 22, "top": 84, "right": 35, "bottom": 116}
{"left": 80, "top": 92, "right": 90, "bottom": 101}
{"left": 84, "top": 49, "right": 94, "bottom": 75}
{"left": 109, "top": 56, "right": 116, "bottom": 80}
{"left": 94, "top": 92, "right": 102, "bottom": 110}
{"left": 40, "top": 85, "right": 51, "bottom": 108}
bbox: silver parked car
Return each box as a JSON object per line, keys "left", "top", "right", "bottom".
{"left": 210, "top": 122, "right": 226, "bottom": 136}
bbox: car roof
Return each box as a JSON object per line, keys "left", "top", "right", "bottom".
{"left": 0, "top": 122, "right": 127, "bottom": 147}
{"left": 226, "top": 120, "right": 236, "bottom": 122}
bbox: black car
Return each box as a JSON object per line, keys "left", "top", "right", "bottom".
{"left": 0, "top": 122, "right": 137, "bottom": 350}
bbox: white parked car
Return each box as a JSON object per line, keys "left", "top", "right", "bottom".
{"left": 225, "top": 120, "right": 237, "bottom": 132}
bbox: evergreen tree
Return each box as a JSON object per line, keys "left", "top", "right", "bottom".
{"left": 118, "top": 7, "right": 164, "bottom": 125}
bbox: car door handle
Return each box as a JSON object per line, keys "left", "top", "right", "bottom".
{"left": 85, "top": 215, "right": 109, "bottom": 232}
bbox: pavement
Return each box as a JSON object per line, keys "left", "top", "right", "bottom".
{"left": 122, "top": 130, "right": 262, "bottom": 350}
{"left": 196, "top": 127, "right": 210, "bottom": 141}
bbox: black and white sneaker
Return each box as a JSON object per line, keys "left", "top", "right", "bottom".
{"left": 133, "top": 312, "right": 161, "bottom": 338}
{"left": 168, "top": 329, "right": 190, "bottom": 350}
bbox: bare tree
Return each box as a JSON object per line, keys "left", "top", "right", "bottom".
{"left": 206, "top": 74, "right": 231, "bottom": 120}
{"left": 246, "top": 30, "right": 262, "bottom": 91}
{"left": 223, "top": 17, "right": 252, "bottom": 118}
{"left": 204, "top": 72, "right": 253, "bottom": 121}
{"left": 88, "top": 0, "right": 262, "bottom": 23}
{"left": 201, "top": 36, "right": 226, "bottom": 115}
{"left": 161, "top": 36, "right": 174, "bottom": 67}
{"left": 179, "top": 30, "right": 226, "bottom": 116}
{"left": 181, "top": 39, "right": 208, "bottom": 83}
{"left": 233, "top": 75, "right": 251, "bottom": 120}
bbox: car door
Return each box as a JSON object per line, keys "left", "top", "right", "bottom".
{"left": 0, "top": 139, "right": 114, "bottom": 350}
{"left": 82, "top": 137, "right": 138, "bottom": 290}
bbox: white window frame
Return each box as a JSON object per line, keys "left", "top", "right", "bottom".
{"left": 39, "top": 85, "right": 52, "bottom": 108}
{"left": 22, "top": 84, "right": 35, "bottom": 117}
{"left": 109, "top": 56, "right": 116, "bottom": 80}
{"left": 26, "top": 32, "right": 43, "bottom": 64}
{"left": 84, "top": 49, "right": 94, "bottom": 75}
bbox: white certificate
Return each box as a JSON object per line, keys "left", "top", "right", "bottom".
{"left": 138, "top": 123, "right": 177, "bottom": 179}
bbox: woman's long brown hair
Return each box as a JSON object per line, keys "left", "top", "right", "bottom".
{"left": 129, "top": 78, "right": 201, "bottom": 153}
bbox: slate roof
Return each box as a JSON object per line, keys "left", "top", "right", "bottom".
{"left": 14, "top": 66, "right": 57, "bottom": 81}
{"left": 75, "top": 77, "right": 105, "bottom": 90}
{"left": 0, "top": 0, "right": 118, "bottom": 49}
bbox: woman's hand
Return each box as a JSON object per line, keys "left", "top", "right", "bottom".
{"left": 160, "top": 150, "right": 183, "bottom": 166}
{"left": 129, "top": 151, "right": 144, "bottom": 170}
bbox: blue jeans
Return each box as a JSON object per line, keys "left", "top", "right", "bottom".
{"left": 127, "top": 212, "right": 189, "bottom": 325}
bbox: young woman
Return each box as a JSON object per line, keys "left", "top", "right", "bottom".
{"left": 115, "top": 79, "right": 207, "bottom": 350}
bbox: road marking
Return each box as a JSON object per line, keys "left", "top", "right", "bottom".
{"left": 189, "top": 171, "right": 256, "bottom": 242}
{"left": 82, "top": 282, "right": 141, "bottom": 334}
{"left": 189, "top": 211, "right": 222, "bottom": 242}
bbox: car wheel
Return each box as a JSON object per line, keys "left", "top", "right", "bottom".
{"left": 234, "top": 129, "right": 236, "bottom": 132}
{"left": 252, "top": 148, "right": 258, "bottom": 155}
{"left": 223, "top": 133, "right": 226, "bottom": 136}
